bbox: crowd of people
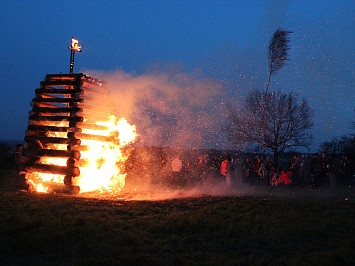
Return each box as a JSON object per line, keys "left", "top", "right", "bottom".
{"left": 10, "top": 142, "right": 354, "bottom": 191}
{"left": 125, "top": 149, "right": 354, "bottom": 190}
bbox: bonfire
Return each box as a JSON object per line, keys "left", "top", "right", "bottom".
{"left": 22, "top": 38, "right": 137, "bottom": 194}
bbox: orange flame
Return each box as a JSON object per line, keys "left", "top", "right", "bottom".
{"left": 25, "top": 115, "right": 137, "bottom": 194}
{"left": 69, "top": 37, "right": 81, "bottom": 52}
{"left": 75, "top": 116, "right": 136, "bottom": 193}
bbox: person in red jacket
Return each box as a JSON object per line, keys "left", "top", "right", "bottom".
{"left": 278, "top": 169, "right": 292, "bottom": 185}
{"left": 221, "top": 157, "right": 231, "bottom": 188}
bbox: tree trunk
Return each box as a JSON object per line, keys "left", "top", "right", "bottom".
{"left": 273, "top": 149, "right": 279, "bottom": 171}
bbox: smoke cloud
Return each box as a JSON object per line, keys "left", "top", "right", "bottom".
{"left": 87, "top": 68, "right": 230, "bottom": 149}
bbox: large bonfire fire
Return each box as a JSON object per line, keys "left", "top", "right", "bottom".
{"left": 23, "top": 73, "right": 137, "bottom": 194}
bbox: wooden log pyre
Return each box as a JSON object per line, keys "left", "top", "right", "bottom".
{"left": 25, "top": 163, "right": 80, "bottom": 177}
{"left": 31, "top": 97, "right": 83, "bottom": 103}
{"left": 29, "top": 115, "right": 83, "bottom": 123}
{"left": 25, "top": 136, "right": 81, "bottom": 145}
{"left": 74, "top": 123, "right": 109, "bottom": 131}
{"left": 40, "top": 80, "right": 82, "bottom": 86}
{"left": 31, "top": 106, "right": 82, "bottom": 114}
{"left": 67, "top": 144, "right": 90, "bottom": 151}
{"left": 35, "top": 88, "right": 83, "bottom": 95}
{"left": 44, "top": 73, "right": 83, "bottom": 81}
{"left": 30, "top": 102, "right": 64, "bottom": 109}
{"left": 75, "top": 158, "right": 90, "bottom": 167}
{"left": 23, "top": 73, "right": 115, "bottom": 193}
{"left": 68, "top": 132, "right": 117, "bottom": 142}
{"left": 23, "top": 148, "right": 81, "bottom": 160}
{"left": 27, "top": 125, "right": 82, "bottom": 133}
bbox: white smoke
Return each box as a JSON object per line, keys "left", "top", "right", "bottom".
{"left": 86, "top": 68, "right": 230, "bottom": 149}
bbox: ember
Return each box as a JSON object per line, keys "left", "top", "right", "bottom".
{"left": 23, "top": 73, "right": 136, "bottom": 194}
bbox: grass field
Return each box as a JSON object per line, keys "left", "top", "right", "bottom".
{"left": 0, "top": 170, "right": 354, "bottom": 265}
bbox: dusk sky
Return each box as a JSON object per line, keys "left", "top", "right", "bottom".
{"left": 0, "top": 0, "right": 354, "bottom": 151}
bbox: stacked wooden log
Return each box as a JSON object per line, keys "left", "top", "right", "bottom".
{"left": 23, "top": 73, "right": 114, "bottom": 194}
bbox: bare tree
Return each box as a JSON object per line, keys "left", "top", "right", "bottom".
{"left": 227, "top": 90, "right": 314, "bottom": 167}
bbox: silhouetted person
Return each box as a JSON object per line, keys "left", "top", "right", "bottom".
{"left": 13, "top": 144, "right": 28, "bottom": 190}
{"left": 310, "top": 153, "right": 321, "bottom": 186}
{"left": 14, "top": 144, "right": 24, "bottom": 171}
{"left": 339, "top": 155, "right": 352, "bottom": 187}
{"left": 252, "top": 156, "right": 262, "bottom": 184}
{"left": 290, "top": 155, "right": 299, "bottom": 184}
{"left": 242, "top": 156, "right": 251, "bottom": 183}
{"left": 320, "top": 152, "right": 328, "bottom": 186}
{"left": 327, "top": 154, "right": 337, "bottom": 189}
{"left": 299, "top": 153, "right": 310, "bottom": 186}
{"left": 170, "top": 155, "right": 183, "bottom": 187}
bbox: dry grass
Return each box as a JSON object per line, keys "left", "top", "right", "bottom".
{"left": 0, "top": 182, "right": 354, "bottom": 265}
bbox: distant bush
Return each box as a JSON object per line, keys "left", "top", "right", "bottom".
{"left": 320, "top": 135, "right": 355, "bottom": 155}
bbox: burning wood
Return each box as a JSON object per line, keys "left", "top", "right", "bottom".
{"left": 23, "top": 148, "right": 81, "bottom": 160}
{"left": 27, "top": 125, "right": 82, "bottom": 133}
{"left": 25, "top": 163, "right": 80, "bottom": 177}
{"left": 28, "top": 115, "right": 83, "bottom": 123}
{"left": 77, "top": 104, "right": 115, "bottom": 113}
{"left": 67, "top": 132, "right": 117, "bottom": 142}
{"left": 30, "top": 101, "right": 64, "bottom": 109}
{"left": 23, "top": 73, "right": 137, "bottom": 194}
{"left": 31, "top": 97, "right": 84, "bottom": 103}
{"left": 35, "top": 88, "right": 83, "bottom": 95}
{"left": 67, "top": 144, "right": 90, "bottom": 152}
{"left": 31, "top": 106, "right": 82, "bottom": 114}
{"left": 25, "top": 136, "right": 81, "bottom": 145}
{"left": 75, "top": 158, "right": 90, "bottom": 167}
{"left": 76, "top": 123, "right": 110, "bottom": 131}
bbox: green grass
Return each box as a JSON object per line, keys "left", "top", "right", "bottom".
{"left": 0, "top": 188, "right": 354, "bottom": 265}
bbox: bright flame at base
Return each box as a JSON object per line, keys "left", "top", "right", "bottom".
{"left": 26, "top": 116, "right": 137, "bottom": 195}
{"left": 75, "top": 117, "right": 136, "bottom": 193}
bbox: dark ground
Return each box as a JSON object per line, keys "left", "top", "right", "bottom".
{"left": 1, "top": 169, "right": 354, "bottom": 265}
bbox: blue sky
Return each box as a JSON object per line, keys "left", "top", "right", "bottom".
{"left": 0, "top": 0, "right": 354, "bottom": 150}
